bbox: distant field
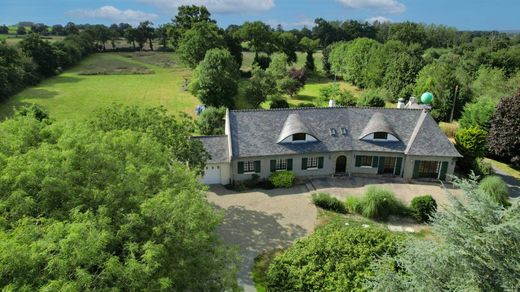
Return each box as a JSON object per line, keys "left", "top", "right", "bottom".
{"left": 0, "top": 50, "right": 362, "bottom": 120}
{"left": 0, "top": 52, "right": 198, "bottom": 121}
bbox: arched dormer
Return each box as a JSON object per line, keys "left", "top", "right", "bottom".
{"left": 359, "top": 112, "right": 400, "bottom": 142}
{"left": 277, "top": 113, "right": 319, "bottom": 143}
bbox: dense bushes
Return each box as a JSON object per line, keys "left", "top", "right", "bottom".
{"left": 487, "top": 94, "right": 520, "bottom": 167}
{"left": 267, "top": 223, "right": 400, "bottom": 291}
{"left": 311, "top": 193, "right": 347, "bottom": 213}
{"left": 268, "top": 171, "right": 295, "bottom": 188}
{"left": 410, "top": 195, "right": 437, "bottom": 222}
{"left": 359, "top": 186, "right": 408, "bottom": 220}
{"left": 478, "top": 176, "right": 510, "bottom": 206}
{"left": 455, "top": 126, "right": 488, "bottom": 173}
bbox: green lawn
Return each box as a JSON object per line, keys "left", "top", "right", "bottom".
{"left": 0, "top": 52, "right": 199, "bottom": 121}
{"left": 484, "top": 158, "right": 520, "bottom": 180}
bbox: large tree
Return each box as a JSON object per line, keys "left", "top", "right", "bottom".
{"left": 20, "top": 33, "right": 58, "bottom": 76}
{"left": 368, "top": 177, "right": 520, "bottom": 291}
{"left": 170, "top": 5, "right": 215, "bottom": 47}
{"left": 177, "top": 22, "right": 225, "bottom": 68}
{"left": 189, "top": 48, "right": 239, "bottom": 108}
{"left": 487, "top": 93, "right": 520, "bottom": 166}
{"left": 246, "top": 67, "right": 278, "bottom": 108}
{"left": 0, "top": 108, "right": 239, "bottom": 291}
{"left": 236, "top": 21, "right": 273, "bottom": 57}
{"left": 275, "top": 32, "right": 298, "bottom": 64}
{"left": 299, "top": 37, "right": 320, "bottom": 71}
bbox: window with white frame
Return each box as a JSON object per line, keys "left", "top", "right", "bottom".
{"left": 275, "top": 159, "right": 287, "bottom": 170}
{"left": 307, "top": 157, "right": 318, "bottom": 168}
{"left": 243, "top": 161, "right": 255, "bottom": 173}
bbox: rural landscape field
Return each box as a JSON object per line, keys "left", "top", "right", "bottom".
{"left": 1, "top": 1, "right": 520, "bottom": 291}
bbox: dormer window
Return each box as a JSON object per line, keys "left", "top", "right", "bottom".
{"left": 293, "top": 133, "right": 306, "bottom": 141}
{"left": 373, "top": 132, "right": 388, "bottom": 140}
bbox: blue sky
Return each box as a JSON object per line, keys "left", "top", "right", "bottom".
{"left": 3, "top": 0, "right": 520, "bottom": 31}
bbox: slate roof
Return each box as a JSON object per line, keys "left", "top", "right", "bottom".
{"left": 227, "top": 107, "right": 461, "bottom": 158}
{"left": 277, "top": 113, "right": 318, "bottom": 142}
{"left": 191, "top": 135, "right": 229, "bottom": 163}
{"left": 359, "top": 112, "right": 398, "bottom": 139}
{"left": 405, "top": 112, "right": 462, "bottom": 157}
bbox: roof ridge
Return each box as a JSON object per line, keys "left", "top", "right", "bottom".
{"left": 230, "top": 106, "right": 424, "bottom": 113}
{"left": 404, "top": 110, "right": 427, "bottom": 154}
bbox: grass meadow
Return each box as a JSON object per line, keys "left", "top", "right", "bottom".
{"left": 0, "top": 50, "right": 364, "bottom": 120}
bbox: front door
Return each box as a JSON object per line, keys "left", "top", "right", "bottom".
{"left": 335, "top": 155, "right": 347, "bottom": 173}
{"left": 383, "top": 157, "right": 396, "bottom": 174}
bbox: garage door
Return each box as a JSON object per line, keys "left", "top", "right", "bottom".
{"left": 201, "top": 165, "right": 221, "bottom": 184}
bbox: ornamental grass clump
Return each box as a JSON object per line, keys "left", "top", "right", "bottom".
{"left": 478, "top": 175, "right": 510, "bottom": 207}
{"left": 359, "top": 186, "right": 407, "bottom": 220}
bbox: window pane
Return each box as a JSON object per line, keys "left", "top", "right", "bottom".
{"left": 293, "top": 133, "right": 306, "bottom": 141}
{"left": 374, "top": 132, "right": 388, "bottom": 139}
{"left": 359, "top": 156, "right": 372, "bottom": 166}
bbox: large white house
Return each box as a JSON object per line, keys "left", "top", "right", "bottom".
{"left": 193, "top": 106, "right": 461, "bottom": 185}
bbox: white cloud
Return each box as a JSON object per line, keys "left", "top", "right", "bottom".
{"left": 138, "top": 0, "right": 275, "bottom": 14}
{"left": 67, "top": 6, "right": 159, "bottom": 24}
{"left": 366, "top": 16, "right": 392, "bottom": 23}
{"left": 338, "top": 0, "right": 405, "bottom": 14}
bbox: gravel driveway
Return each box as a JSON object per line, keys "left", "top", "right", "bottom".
{"left": 207, "top": 177, "right": 463, "bottom": 291}
{"left": 207, "top": 184, "right": 316, "bottom": 291}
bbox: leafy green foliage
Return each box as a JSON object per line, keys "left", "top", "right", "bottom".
{"left": 266, "top": 53, "right": 288, "bottom": 79}
{"left": 311, "top": 193, "right": 347, "bottom": 214}
{"left": 197, "top": 106, "right": 226, "bottom": 135}
{"left": 345, "top": 196, "right": 362, "bottom": 214}
{"left": 189, "top": 48, "right": 240, "bottom": 108}
{"left": 478, "top": 176, "right": 510, "bottom": 207}
{"left": 0, "top": 109, "right": 239, "bottom": 290}
{"left": 236, "top": 21, "right": 273, "bottom": 54}
{"left": 357, "top": 89, "right": 386, "bottom": 107}
{"left": 275, "top": 32, "right": 298, "bottom": 64}
{"left": 278, "top": 77, "right": 303, "bottom": 97}
{"left": 89, "top": 105, "right": 209, "bottom": 174}
{"left": 455, "top": 126, "right": 488, "bottom": 171}
{"left": 410, "top": 195, "right": 437, "bottom": 223}
{"left": 177, "top": 22, "right": 225, "bottom": 68}
{"left": 487, "top": 94, "right": 520, "bottom": 166}
{"left": 459, "top": 98, "right": 496, "bottom": 132}
{"left": 253, "top": 54, "right": 271, "bottom": 70}
{"left": 318, "top": 83, "right": 356, "bottom": 106}
{"left": 368, "top": 177, "right": 520, "bottom": 291}
{"left": 270, "top": 98, "right": 289, "bottom": 109}
{"left": 268, "top": 171, "right": 295, "bottom": 188}
{"left": 267, "top": 223, "right": 400, "bottom": 291}
{"left": 359, "top": 186, "right": 407, "bottom": 220}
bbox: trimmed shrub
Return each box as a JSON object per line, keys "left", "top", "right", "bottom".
{"left": 270, "top": 98, "right": 290, "bottom": 109}
{"left": 359, "top": 186, "right": 407, "bottom": 220}
{"left": 410, "top": 195, "right": 437, "bottom": 223}
{"left": 268, "top": 171, "right": 295, "bottom": 188}
{"left": 345, "top": 196, "right": 362, "bottom": 214}
{"left": 479, "top": 176, "right": 510, "bottom": 207}
{"left": 311, "top": 193, "right": 347, "bottom": 214}
{"left": 267, "top": 223, "right": 400, "bottom": 291}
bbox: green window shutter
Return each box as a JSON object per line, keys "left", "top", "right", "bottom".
{"left": 413, "top": 160, "right": 421, "bottom": 178}
{"left": 238, "top": 162, "right": 244, "bottom": 174}
{"left": 302, "top": 158, "right": 308, "bottom": 170}
{"left": 254, "top": 161, "right": 261, "bottom": 173}
{"left": 355, "top": 156, "right": 361, "bottom": 167}
{"left": 439, "top": 161, "right": 449, "bottom": 180}
{"left": 372, "top": 156, "right": 379, "bottom": 168}
{"left": 318, "top": 157, "right": 324, "bottom": 169}
{"left": 377, "top": 157, "right": 385, "bottom": 174}
{"left": 287, "top": 159, "right": 293, "bottom": 171}
{"left": 270, "top": 160, "right": 276, "bottom": 172}
{"left": 395, "top": 157, "right": 403, "bottom": 176}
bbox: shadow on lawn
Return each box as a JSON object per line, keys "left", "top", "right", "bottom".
{"left": 214, "top": 205, "right": 306, "bottom": 287}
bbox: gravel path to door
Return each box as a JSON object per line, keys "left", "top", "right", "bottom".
{"left": 207, "top": 185, "right": 316, "bottom": 292}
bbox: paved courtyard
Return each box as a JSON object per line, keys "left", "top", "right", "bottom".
{"left": 206, "top": 176, "right": 466, "bottom": 291}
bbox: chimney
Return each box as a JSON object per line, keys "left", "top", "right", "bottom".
{"left": 397, "top": 98, "right": 405, "bottom": 109}
{"left": 328, "top": 99, "right": 336, "bottom": 107}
